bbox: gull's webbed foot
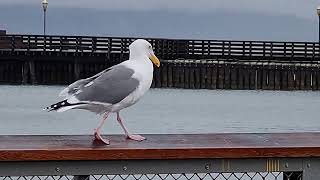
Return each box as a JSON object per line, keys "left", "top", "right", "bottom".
{"left": 127, "top": 134, "right": 146, "bottom": 141}
{"left": 94, "top": 130, "right": 110, "bottom": 145}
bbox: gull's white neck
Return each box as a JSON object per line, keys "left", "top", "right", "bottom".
{"left": 129, "top": 51, "right": 149, "bottom": 60}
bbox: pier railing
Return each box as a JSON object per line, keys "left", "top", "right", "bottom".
{"left": 0, "top": 34, "right": 319, "bottom": 62}
{"left": 1, "top": 133, "right": 320, "bottom": 180}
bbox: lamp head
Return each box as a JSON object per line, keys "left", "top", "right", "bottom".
{"left": 42, "top": 0, "right": 48, "bottom": 11}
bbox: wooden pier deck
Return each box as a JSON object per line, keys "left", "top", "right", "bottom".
{"left": 0, "top": 34, "right": 319, "bottom": 90}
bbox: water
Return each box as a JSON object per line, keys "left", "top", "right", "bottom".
{"left": 0, "top": 85, "right": 319, "bottom": 135}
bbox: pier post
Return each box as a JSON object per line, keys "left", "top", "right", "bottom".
{"left": 29, "top": 60, "right": 37, "bottom": 84}
{"left": 168, "top": 62, "right": 173, "bottom": 88}
{"left": 161, "top": 63, "right": 168, "bottom": 88}
{"left": 22, "top": 61, "right": 29, "bottom": 84}
{"left": 74, "top": 59, "right": 81, "bottom": 80}
{"left": 22, "top": 60, "right": 37, "bottom": 84}
{"left": 230, "top": 64, "right": 237, "bottom": 89}
{"left": 183, "top": 62, "right": 189, "bottom": 88}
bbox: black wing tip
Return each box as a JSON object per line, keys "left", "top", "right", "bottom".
{"left": 43, "top": 106, "right": 54, "bottom": 112}
{"left": 44, "top": 100, "right": 69, "bottom": 112}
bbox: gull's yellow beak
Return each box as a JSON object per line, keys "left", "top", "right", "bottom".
{"left": 149, "top": 54, "right": 160, "bottom": 67}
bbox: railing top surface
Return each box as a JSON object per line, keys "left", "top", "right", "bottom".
{"left": 1, "top": 133, "right": 320, "bottom": 161}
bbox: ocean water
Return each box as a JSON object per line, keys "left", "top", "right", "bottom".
{"left": 0, "top": 85, "right": 319, "bottom": 135}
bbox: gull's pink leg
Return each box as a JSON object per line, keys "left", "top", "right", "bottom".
{"left": 94, "top": 112, "right": 110, "bottom": 144}
{"left": 116, "top": 112, "right": 146, "bottom": 141}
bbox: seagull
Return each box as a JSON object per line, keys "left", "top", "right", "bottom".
{"left": 44, "top": 39, "right": 160, "bottom": 144}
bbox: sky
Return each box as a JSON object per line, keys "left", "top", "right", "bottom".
{"left": 0, "top": 0, "right": 320, "bottom": 41}
{"left": 1, "top": 0, "right": 319, "bottom": 20}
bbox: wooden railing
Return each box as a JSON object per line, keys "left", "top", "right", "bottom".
{"left": 0, "top": 34, "right": 319, "bottom": 62}
{"left": 0, "top": 133, "right": 320, "bottom": 179}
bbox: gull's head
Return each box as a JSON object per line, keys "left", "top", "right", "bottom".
{"left": 129, "top": 39, "right": 160, "bottom": 67}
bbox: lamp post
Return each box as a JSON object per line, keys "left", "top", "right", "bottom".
{"left": 42, "top": 0, "right": 48, "bottom": 36}
{"left": 317, "top": 6, "right": 320, "bottom": 43}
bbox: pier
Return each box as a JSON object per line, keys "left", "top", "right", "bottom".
{"left": 1, "top": 133, "right": 320, "bottom": 179}
{"left": 0, "top": 34, "right": 319, "bottom": 90}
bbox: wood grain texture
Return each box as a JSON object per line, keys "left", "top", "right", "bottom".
{"left": 1, "top": 133, "right": 320, "bottom": 161}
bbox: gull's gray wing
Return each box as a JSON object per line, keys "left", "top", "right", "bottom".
{"left": 74, "top": 65, "right": 140, "bottom": 105}
{"left": 59, "top": 69, "right": 108, "bottom": 97}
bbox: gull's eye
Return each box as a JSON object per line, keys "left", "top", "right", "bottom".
{"left": 148, "top": 45, "right": 152, "bottom": 49}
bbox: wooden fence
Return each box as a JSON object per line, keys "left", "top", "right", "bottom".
{"left": 1, "top": 34, "right": 319, "bottom": 61}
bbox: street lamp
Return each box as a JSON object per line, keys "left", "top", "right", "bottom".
{"left": 317, "top": 6, "right": 320, "bottom": 43}
{"left": 42, "top": 0, "right": 48, "bottom": 36}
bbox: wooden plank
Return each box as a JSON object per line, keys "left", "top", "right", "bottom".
{"left": 2, "top": 133, "right": 320, "bottom": 161}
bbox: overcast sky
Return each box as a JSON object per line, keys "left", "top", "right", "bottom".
{"left": 1, "top": 0, "right": 320, "bottom": 20}
{"left": 0, "top": 0, "right": 319, "bottom": 41}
